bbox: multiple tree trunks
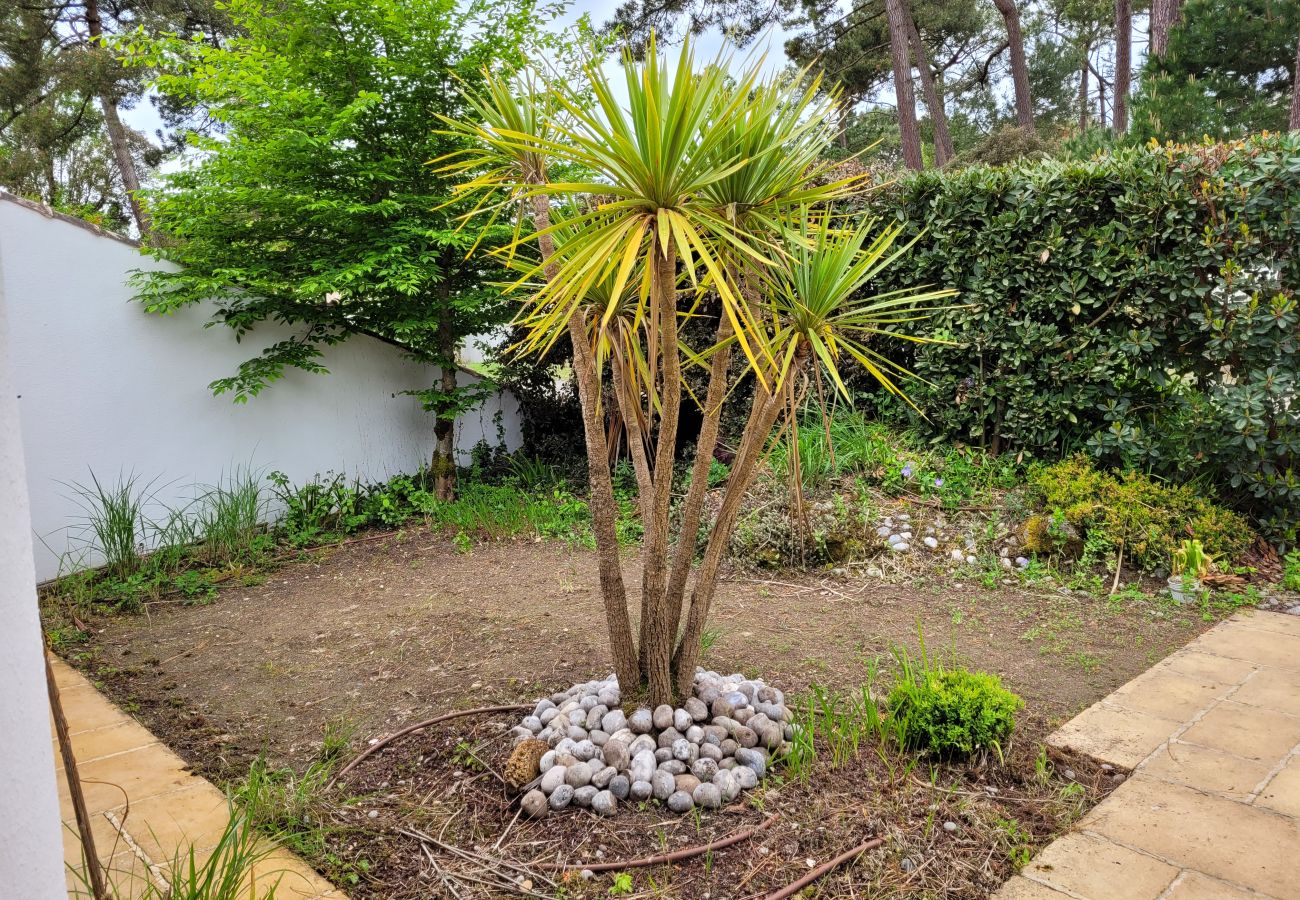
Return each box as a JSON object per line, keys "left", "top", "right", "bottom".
{"left": 885, "top": 0, "right": 925, "bottom": 170}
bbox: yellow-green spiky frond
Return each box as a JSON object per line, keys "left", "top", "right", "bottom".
{"left": 473, "top": 35, "right": 784, "bottom": 380}
{"left": 696, "top": 69, "right": 866, "bottom": 240}
{"left": 433, "top": 68, "right": 558, "bottom": 250}
{"left": 761, "top": 209, "right": 963, "bottom": 412}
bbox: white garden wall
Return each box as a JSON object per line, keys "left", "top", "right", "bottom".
{"left": 0, "top": 245, "right": 66, "bottom": 899}
{"left": 0, "top": 193, "right": 521, "bottom": 582}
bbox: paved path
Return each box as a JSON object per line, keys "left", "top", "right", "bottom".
{"left": 997, "top": 610, "right": 1300, "bottom": 900}
{"left": 51, "top": 657, "right": 341, "bottom": 899}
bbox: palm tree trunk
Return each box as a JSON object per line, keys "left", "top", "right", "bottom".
{"left": 84, "top": 0, "right": 150, "bottom": 236}
{"left": 1113, "top": 0, "right": 1132, "bottom": 134}
{"left": 662, "top": 312, "right": 735, "bottom": 645}
{"left": 610, "top": 359, "right": 654, "bottom": 520}
{"left": 671, "top": 376, "right": 788, "bottom": 696}
{"left": 904, "top": 2, "right": 954, "bottom": 166}
{"left": 530, "top": 195, "right": 638, "bottom": 691}
{"left": 884, "top": 0, "right": 924, "bottom": 170}
{"left": 639, "top": 241, "right": 683, "bottom": 706}
{"left": 991, "top": 0, "right": 1034, "bottom": 129}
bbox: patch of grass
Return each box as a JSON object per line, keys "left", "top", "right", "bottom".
{"left": 65, "top": 470, "right": 156, "bottom": 580}
{"left": 1283, "top": 550, "right": 1300, "bottom": 591}
{"left": 782, "top": 660, "right": 890, "bottom": 781}
{"left": 768, "top": 408, "right": 1020, "bottom": 508}
{"left": 67, "top": 800, "right": 278, "bottom": 899}
{"left": 192, "top": 466, "right": 272, "bottom": 566}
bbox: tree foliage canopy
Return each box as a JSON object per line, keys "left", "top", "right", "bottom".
{"left": 1132, "top": 0, "right": 1300, "bottom": 142}
{"left": 126, "top": 0, "right": 559, "bottom": 403}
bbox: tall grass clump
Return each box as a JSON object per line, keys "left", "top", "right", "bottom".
{"left": 781, "top": 660, "right": 891, "bottom": 782}
{"left": 65, "top": 470, "right": 156, "bottom": 579}
{"left": 67, "top": 801, "right": 279, "bottom": 899}
{"left": 193, "top": 465, "right": 270, "bottom": 565}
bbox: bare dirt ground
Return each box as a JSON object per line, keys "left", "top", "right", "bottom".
{"left": 64, "top": 528, "right": 1215, "bottom": 898}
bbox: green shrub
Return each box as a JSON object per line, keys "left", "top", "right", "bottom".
{"left": 888, "top": 646, "right": 1022, "bottom": 759}
{"left": 862, "top": 134, "right": 1300, "bottom": 543}
{"left": 1031, "top": 455, "right": 1252, "bottom": 571}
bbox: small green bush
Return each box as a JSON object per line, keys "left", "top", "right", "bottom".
{"left": 888, "top": 649, "right": 1022, "bottom": 758}
{"left": 1031, "top": 455, "right": 1252, "bottom": 571}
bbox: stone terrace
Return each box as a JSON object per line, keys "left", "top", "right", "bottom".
{"left": 997, "top": 610, "right": 1300, "bottom": 900}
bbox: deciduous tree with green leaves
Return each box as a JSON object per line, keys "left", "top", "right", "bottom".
{"left": 441, "top": 39, "right": 955, "bottom": 703}
{"left": 124, "top": 0, "right": 562, "bottom": 498}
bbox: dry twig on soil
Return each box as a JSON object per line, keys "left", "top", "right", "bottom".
{"left": 538, "top": 813, "right": 780, "bottom": 873}
{"left": 329, "top": 703, "right": 530, "bottom": 788}
{"left": 762, "top": 835, "right": 885, "bottom": 900}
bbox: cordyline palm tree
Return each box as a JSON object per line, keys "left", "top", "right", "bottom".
{"left": 439, "top": 38, "right": 956, "bottom": 704}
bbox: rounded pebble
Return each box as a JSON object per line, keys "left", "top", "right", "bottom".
{"left": 540, "top": 766, "right": 567, "bottom": 794}
{"left": 666, "top": 790, "right": 695, "bottom": 813}
{"left": 693, "top": 783, "right": 722, "bottom": 809}
{"left": 521, "top": 789, "right": 548, "bottom": 818}
{"left": 548, "top": 784, "right": 574, "bottom": 810}
{"left": 592, "top": 790, "right": 617, "bottom": 816}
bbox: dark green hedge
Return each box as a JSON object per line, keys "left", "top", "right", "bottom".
{"left": 864, "top": 135, "right": 1300, "bottom": 544}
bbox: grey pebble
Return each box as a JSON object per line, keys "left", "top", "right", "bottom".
{"left": 666, "top": 790, "right": 695, "bottom": 813}
{"left": 548, "top": 784, "right": 574, "bottom": 810}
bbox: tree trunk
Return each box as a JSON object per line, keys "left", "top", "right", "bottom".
{"left": 1079, "top": 42, "right": 1090, "bottom": 131}
{"left": 1097, "top": 63, "right": 1107, "bottom": 129}
{"left": 991, "top": 0, "right": 1034, "bottom": 128}
{"left": 1113, "top": 0, "right": 1131, "bottom": 134}
{"left": 531, "top": 195, "right": 639, "bottom": 691}
{"left": 662, "top": 309, "right": 735, "bottom": 646}
{"left": 671, "top": 370, "right": 790, "bottom": 696}
{"left": 1290, "top": 34, "right": 1300, "bottom": 130}
{"left": 884, "top": 0, "right": 924, "bottom": 170}
{"left": 905, "top": 3, "right": 954, "bottom": 166}
{"left": 1150, "top": 0, "right": 1182, "bottom": 59}
{"left": 431, "top": 275, "right": 458, "bottom": 500}
{"left": 84, "top": 0, "right": 150, "bottom": 236}
{"left": 638, "top": 241, "right": 683, "bottom": 707}
{"left": 610, "top": 359, "right": 654, "bottom": 521}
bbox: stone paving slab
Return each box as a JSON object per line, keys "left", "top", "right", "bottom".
{"left": 996, "top": 610, "right": 1300, "bottom": 900}
{"left": 51, "top": 657, "right": 342, "bottom": 900}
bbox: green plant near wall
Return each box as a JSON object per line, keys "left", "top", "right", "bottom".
{"left": 862, "top": 134, "right": 1300, "bottom": 543}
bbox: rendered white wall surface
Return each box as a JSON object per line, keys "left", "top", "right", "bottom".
{"left": 0, "top": 243, "right": 67, "bottom": 899}
{"left": 1, "top": 194, "right": 521, "bottom": 582}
